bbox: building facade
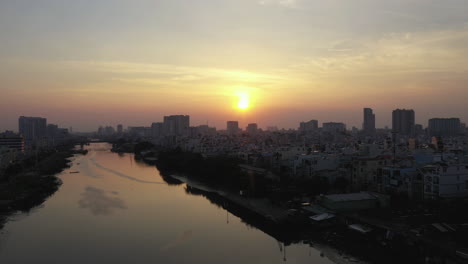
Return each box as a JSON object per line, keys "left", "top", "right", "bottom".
{"left": 227, "top": 121, "right": 239, "bottom": 135}
{"left": 323, "top": 122, "right": 346, "bottom": 133}
{"left": 428, "top": 118, "right": 461, "bottom": 137}
{"left": 299, "top": 120, "right": 319, "bottom": 132}
{"left": 18, "top": 116, "right": 47, "bottom": 149}
{"left": 163, "top": 115, "right": 190, "bottom": 136}
{"left": 246, "top": 123, "right": 258, "bottom": 134}
{"left": 362, "top": 108, "right": 376, "bottom": 134}
{"left": 392, "top": 109, "right": 415, "bottom": 136}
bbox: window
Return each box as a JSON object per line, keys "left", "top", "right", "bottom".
{"left": 425, "top": 184, "right": 432, "bottom": 192}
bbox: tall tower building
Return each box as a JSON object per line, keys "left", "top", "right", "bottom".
{"left": 362, "top": 108, "right": 376, "bottom": 134}
{"left": 428, "top": 118, "right": 461, "bottom": 137}
{"left": 227, "top": 121, "right": 239, "bottom": 135}
{"left": 151, "top": 122, "right": 163, "bottom": 138}
{"left": 246, "top": 123, "right": 258, "bottom": 134}
{"left": 18, "top": 116, "right": 47, "bottom": 148}
{"left": 392, "top": 109, "right": 415, "bottom": 136}
{"left": 163, "top": 115, "right": 190, "bottom": 136}
{"left": 299, "top": 120, "right": 319, "bottom": 132}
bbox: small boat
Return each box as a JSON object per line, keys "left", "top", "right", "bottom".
{"left": 69, "top": 171, "right": 80, "bottom": 174}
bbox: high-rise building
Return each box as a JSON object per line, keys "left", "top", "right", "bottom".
{"left": 362, "top": 108, "right": 376, "bottom": 134}
{"left": 299, "top": 120, "right": 318, "bottom": 132}
{"left": 392, "top": 109, "right": 415, "bottom": 136}
{"left": 322, "top": 122, "right": 346, "bottom": 133}
{"left": 127, "top": 127, "right": 146, "bottom": 137}
{"left": 428, "top": 118, "right": 461, "bottom": 137}
{"left": 47, "top": 124, "right": 59, "bottom": 139}
{"left": 227, "top": 121, "right": 239, "bottom": 135}
{"left": 151, "top": 122, "right": 163, "bottom": 138}
{"left": 163, "top": 115, "right": 190, "bottom": 136}
{"left": 18, "top": 116, "right": 47, "bottom": 148}
{"left": 117, "top": 124, "right": 123, "bottom": 134}
{"left": 0, "top": 131, "right": 24, "bottom": 152}
{"left": 267, "top": 126, "right": 278, "bottom": 132}
{"left": 414, "top": 124, "right": 424, "bottom": 136}
{"left": 246, "top": 123, "right": 258, "bottom": 134}
{"left": 104, "top": 126, "right": 115, "bottom": 136}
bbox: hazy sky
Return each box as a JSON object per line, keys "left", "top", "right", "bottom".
{"left": 1, "top": 0, "right": 467, "bottom": 131}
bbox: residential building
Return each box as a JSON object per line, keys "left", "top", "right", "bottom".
{"left": 227, "top": 121, "right": 239, "bottom": 135}
{"left": 151, "top": 122, "right": 163, "bottom": 138}
{"left": 392, "top": 109, "right": 415, "bottom": 136}
{"left": 362, "top": 108, "right": 376, "bottom": 134}
{"left": 246, "top": 123, "right": 258, "bottom": 135}
{"left": 299, "top": 120, "right": 319, "bottom": 132}
{"left": 323, "top": 122, "right": 346, "bottom": 133}
{"left": 163, "top": 115, "right": 190, "bottom": 136}
{"left": 420, "top": 163, "right": 468, "bottom": 199}
{"left": 428, "top": 118, "right": 461, "bottom": 137}
{"left": 0, "top": 131, "right": 24, "bottom": 152}
{"left": 117, "top": 124, "right": 123, "bottom": 134}
{"left": 18, "top": 116, "right": 47, "bottom": 149}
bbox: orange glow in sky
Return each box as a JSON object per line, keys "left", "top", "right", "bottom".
{"left": 1, "top": 0, "right": 468, "bottom": 131}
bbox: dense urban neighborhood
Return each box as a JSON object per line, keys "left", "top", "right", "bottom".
{"left": 1, "top": 109, "right": 468, "bottom": 263}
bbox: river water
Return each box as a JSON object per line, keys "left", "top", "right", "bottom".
{"left": 0, "top": 143, "right": 347, "bottom": 264}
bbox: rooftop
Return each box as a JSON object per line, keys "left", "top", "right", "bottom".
{"left": 324, "top": 192, "right": 377, "bottom": 202}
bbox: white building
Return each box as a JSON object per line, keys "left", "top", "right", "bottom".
{"left": 420, "top": 163, "right": 468, "bottom": 199}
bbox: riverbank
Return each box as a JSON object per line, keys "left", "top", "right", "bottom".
{"left": 0, "top": 145, "right": 85, "bottom": 229}
{"left": 153, "top": 153, "right": 463, "bottom": 264}
{"left": 167, "top": 174, "right": 463, "bottom": 264}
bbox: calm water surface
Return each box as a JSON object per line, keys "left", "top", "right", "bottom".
{"left": 0, "top": 143, "right": 340, "bottom": 264}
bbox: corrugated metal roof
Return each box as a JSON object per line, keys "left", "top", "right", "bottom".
{"left": 324, "top": 192, "right": 376, "bottom": 202}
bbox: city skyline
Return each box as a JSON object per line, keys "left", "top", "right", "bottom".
{"left": 1, "top": 0, "right": 468, "bottom": 131}
{"left": 2, "top": 2, "right": 468, "bottom": 263}
{"left": 8, "top": 108, "right": 467, "bottom": 133}
{"left": 4, "top": 109, "right": 468, "bottom": 133}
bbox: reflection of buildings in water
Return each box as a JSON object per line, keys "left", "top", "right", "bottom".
{"left": 183, "top": 184, "right": 364, "bottom": 264}
{"left": 277, "top": 241, "right": 287, "bottom": 262}
{"left": 181, "top": 185, "right": 343, "bottom": 263}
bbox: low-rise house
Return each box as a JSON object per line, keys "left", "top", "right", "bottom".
{"left": 293, "top": 153, "right": 340, "bottom": 178}
{"left": 382, "top": 167, "right": 420, "bottom": 200}
{"left": 318, "top": 192, "right": 389, "bottom": 212}
{"left": 420, "top": 163, "right": 468, "bottom": 199}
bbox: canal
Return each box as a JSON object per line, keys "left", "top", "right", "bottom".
{"left": 0, "top": 143, "right": 351, "bottom": 264}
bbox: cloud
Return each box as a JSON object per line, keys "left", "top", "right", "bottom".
{"left": 288, "top": 28, "right": 468, "bottom": 78}
{"left": 54, "top": 60, "right": 289, "bottom": 92}
{"left": 258, "top": 0, "right": 299, "bottom": 8}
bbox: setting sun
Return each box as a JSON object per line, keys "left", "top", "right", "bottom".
{"left": 236, "top": 92, "right": 250, "bottom": 110}
{"left": 238, "top": 97, "right": 249, "bottom": 109}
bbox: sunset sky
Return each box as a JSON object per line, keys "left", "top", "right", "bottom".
{"left": 1, "top": 0, "right": 467, "bottom": 131}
